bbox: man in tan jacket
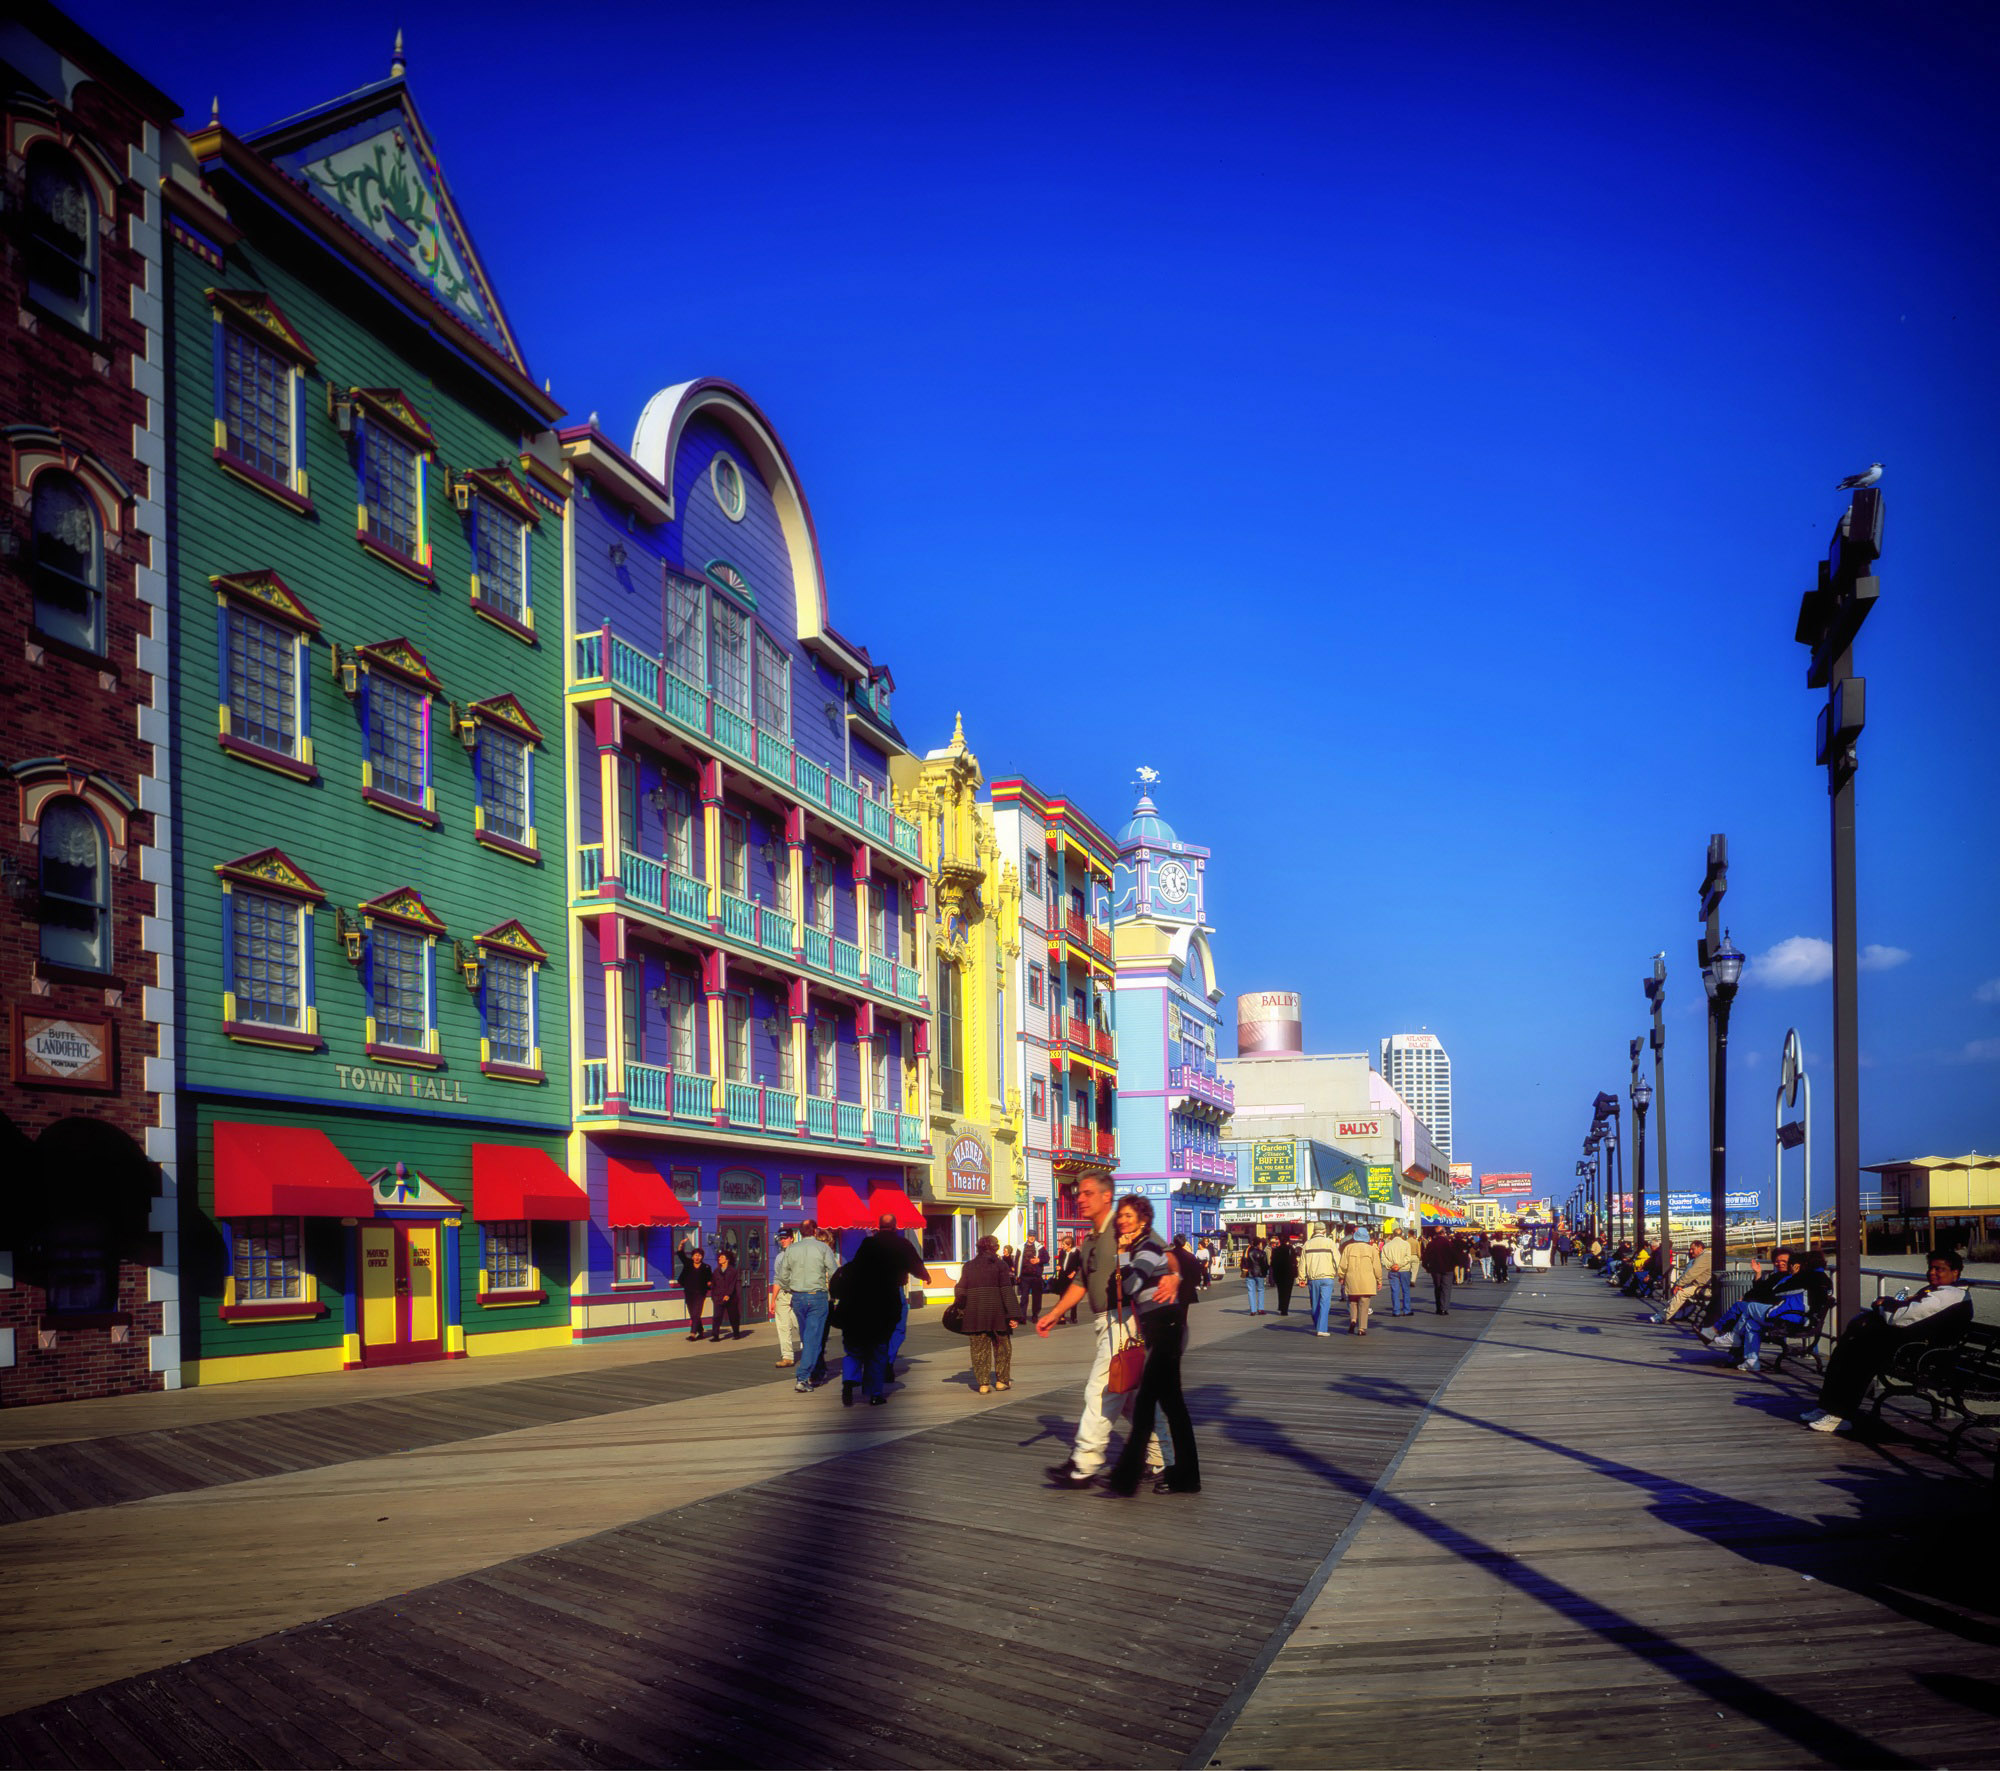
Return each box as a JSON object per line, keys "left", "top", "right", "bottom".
{"left": 1338, "top": 1226, "right": 1384, "bottom": 1336}
{"left": 1300, "top": 1223, "right": 1341, "bottom": 1336}
{"left": 1654, "top": 1241, "right": 1711, "bottom": 1325}
{"left": 1380, "top": 1226, "right": 1416, "bottom": 1317}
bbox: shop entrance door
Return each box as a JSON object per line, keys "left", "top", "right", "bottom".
{"left": 358, "top": 1223, "right": 445, "bottom": 1365}
{"left": 716, "top": 1218, "right": 768, "bottom": 1321}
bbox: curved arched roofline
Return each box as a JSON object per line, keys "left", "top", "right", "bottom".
{"left": 1170, "top": 925, "right": 1223, "bottom": 1006}
{"left": 631, "top": 378, "right": 852, "bottom": 666}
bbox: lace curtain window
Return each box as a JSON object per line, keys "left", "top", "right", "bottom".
{"left": 31, "top": 473, "right": 103, "bottom": 653}
{"left": 38, "top": 798, "right": 108, "bottom": 971}
{"left": 26, "top": 144, "right": 96, "bottom": 331}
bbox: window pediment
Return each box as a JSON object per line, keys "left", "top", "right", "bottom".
{"left": 205, "top": 288, "right": 317, "bottom": 369}
{"left": 355, "top": 637, "right": 443, "bottom": 693}
{"left": 342, "top": 387, "right": 435, "bottom": 452}
{"left": 454, "top": 465, "right": 540, "bottom": 525}
{"left": 358, "top": 887, "right": 446, "bottom": 936}
{"left": 216, "top": 846, "right": 325, "bottom": 902}
{"left": 467, "top": 692, "right": 541, "bottom": 744}
{"left": 210, "top": 568, "right": 321, "bottom": 634}
{"left": 475, "top": 919, "right": 546, "bottom": 963}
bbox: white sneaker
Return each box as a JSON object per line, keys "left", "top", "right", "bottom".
{"left": 1799, "top": 1408, "right": 1826, "bottom": 1423}
{"left": 1807, "top": 1412, "right": 1845, "bottom": 1433}
{"left": 1316, "top": 1331, "right": 1330, "bottom": 1337}
{"left": 1737, "top": 1359, "right": 1760, "bottom": 1374}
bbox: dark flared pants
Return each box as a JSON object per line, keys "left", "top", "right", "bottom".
{"left": 1111, "top": 1308, "right": 1199, "bottom": 1491}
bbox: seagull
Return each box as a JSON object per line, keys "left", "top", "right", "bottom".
{"left": 1836, "top": 462, "right": 1882, "bottom": 490}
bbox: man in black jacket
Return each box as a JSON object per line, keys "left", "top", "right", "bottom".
{"left": 833, "top": 1215, "right": 930, "bottom": 1405}
{"left": 1804, "top": 1251, "right": 1973, "bottom": 1433}
{"left": 1270, "top": 1235, "right": 1300, "bottom": 1316}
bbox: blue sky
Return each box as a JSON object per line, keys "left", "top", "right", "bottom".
{"left": 80, "top": 0, "right": 1999, "bottom": 1209}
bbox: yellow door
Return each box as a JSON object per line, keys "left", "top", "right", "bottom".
{"left": 360, "top": 1226, "right": 399, "bottom": 1350}
{"left": 406, "top": 1226, "right": 440, "bottom": 1346}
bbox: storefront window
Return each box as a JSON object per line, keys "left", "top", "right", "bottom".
{"left": 922, "top": 1212, "right": 955, "bottom": 1263}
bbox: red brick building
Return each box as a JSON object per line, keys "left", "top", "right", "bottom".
{"left": 1, "top": 1, "right": 181, "bottom": 1403}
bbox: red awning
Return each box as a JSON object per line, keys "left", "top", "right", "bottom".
{"left": 814, "top": 1181, "right": 872, "bottom": 1230}
{"left": 606, "top": 1156, "right": 690, "bottom": 1227}
{"left": 473, "top": 1143, "right": 589, "bottom": 1221}
{"left": 213, "top": 1121, "right": 375, "bottom": 1218}
{"left": 867, "top": 1186, "right": 924, "bottom": 1230}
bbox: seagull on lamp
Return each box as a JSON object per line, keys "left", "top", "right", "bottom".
{"left": 1836, "top": 462, "right": 1882, "bottom": 490}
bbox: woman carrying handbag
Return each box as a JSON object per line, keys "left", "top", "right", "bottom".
{"left": 953, "top": 1234, "right": 1023, "bottom": 1392}
{"left": 1103, "top": 1194, "right": 1201, "bottom": 1496}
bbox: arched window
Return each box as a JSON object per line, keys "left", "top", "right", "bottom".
{"left": 25, "top": 142, "right": 98, "bottom": 333}
{"left": 30, "top": 471, "right": 104, "bottom": 654}
{"left": 38, "top": 797, "right": 110, "bottom": 972}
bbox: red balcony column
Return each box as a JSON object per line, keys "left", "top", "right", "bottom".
{"left": 702, "top": 948, "right": 728, "bottom": 1125}
{"left": 700, "top": 758, "right": 726, "bottom": 934}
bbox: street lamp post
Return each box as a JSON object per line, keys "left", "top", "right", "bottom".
{"left": 1631, "top": 1041, "right": 1652, "bottom": 1254}
{"left": 1777, "top": 1027, "right": 1810, "bottom": 1249}
{"left": 1644, "top": 953, "right": 1670, "bottom": 1248}
{"left": 1698, "top": 832, "right": 1744, "bottom": 1311}
{"left": 1575, "top": 1158, "right": 1592, "bottom": 1243}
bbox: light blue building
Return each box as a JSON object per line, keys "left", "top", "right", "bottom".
{"left": 1109, "top": 791, "right": 1234, "bottom": 1240}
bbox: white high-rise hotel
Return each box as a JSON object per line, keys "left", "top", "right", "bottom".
{"left": 1380, "top": 1033, "right": 1452, "bottom": 1161}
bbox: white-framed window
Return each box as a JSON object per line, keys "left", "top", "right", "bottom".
{"left": 478, "top": 726, "right": 531, "bottom": 846}
{"left": 366, "top": 673, "right": 429, "bottom": 809}
{"left": 661, "top": 778, "right": 694, "bottom": 873}
{"left": 771, "top": 844, "right": 793, "bottom": 917}
{"left": 361, "top": 422, "right": 423, "bottom": 562}
{"left": 868, "top": 883, "right": 886, "bottom": 953}
{"left": 1027, "top": 963, "right": 1045, "bottom": 1010}
{"left": 813, "top": 1013, "right": 837, "bottom": 1099}
{"left": 723, "top": 991, "right": 750, "bottom": 1083}
{"left": 371, "top": 926, "right": 431, "bottom": 1050}
{"left": 24, "top": 142, "right": 97, "bottom": 333}
{"left": 472, "top": 498, "right": 528, "bottom": 624}
{"left": 811, "top": 853, "right": 835, "bottom": 932}
{"left": 720, "top": 812, "right": 748, "bottom": 896}
{"left": 613, "top": 1225, "right": 648, "bottom": 1286}
{"left": 662, "top": 971, "right": 697, "bottom": 1071}
{"left": 898, "top": 889, "right": 915, "bottom": 961}
{"left": 233, "top": 1216, "right": 305, "bottom": 1302}
{"left": 483, "top": 1220, "right": 533, "bottom": 1292}
{"left": 780, "top": 1174, "right": 804, "bottom": 1210}
{"left": 671, "top": 1168, "right": 700, "bottom": 1204}
{"left": 221, "top": 325, "right": 295, "bottom": 486}
{"left": 665, "top": 571, "right": 706, "bottom": 690}
{"left": 485, "top": 953, "right": 534, "bottom": 1066}
{"left": 1024, "top": 855, "right": 1042, "bottom": 897}
{"left": 37, "top": 797, "right": 109, "bottom": 972}
{"left": 224, "top": 603, "right": 301, "bottom": 756}
{"left": 754, "top": 629, "right": 790, "bottom": 738}
{"left": 710, "top": 595, "right": 749, "bottom": 713}
{"left": 1030, "top": 1076, "right": 1047, "bottom": 1119}
{"left": 228, "top": 887, "right": 303, "bottom": 1028}
{"left": 870, "top": 1042, "right": 888, "bottom": 1105}
{"left": 29, "top": 470, "right": 103, "bottom": 654}
{"left": 777, "top": 1021, "right": 797, "bottom": 1092}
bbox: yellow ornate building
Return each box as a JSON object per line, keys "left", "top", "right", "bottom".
{"left": 892, "top": 717, "right": 1023, "bottom": 1283}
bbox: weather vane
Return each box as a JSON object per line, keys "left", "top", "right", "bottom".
{"left": 1134, "top": 765, "right": 1161, "bottom": 789}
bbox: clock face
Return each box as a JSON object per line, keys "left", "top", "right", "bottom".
{"left": 1155, "top": 860, "right": 1190, "bottom": 905}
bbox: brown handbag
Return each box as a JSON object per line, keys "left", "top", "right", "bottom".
{"left": 1105, "top": 1285, "right": 1146, "bottom": 1393}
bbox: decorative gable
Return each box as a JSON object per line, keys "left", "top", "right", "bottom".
{"left": 358, "top": 887, "right": 447, "bottom": 935}
{"left": 346, "top": 388, "right": 436, "bottom": 452}
{"left": 363, "top": 1165, "right": 463, "bottom": 1210}
{"left": 455, "top": 464, "right": 540, "bottom": 525}
{"left": 216, "top": 847, "right": 326, "bottom": 902}
{"left": 356, "top": 638, "right": 443, "bottom": 693}
{"left": 703, "top": 560, "right": 756, "bottom": 610}
{"left": 467, "top": 692, "right": 542, "bottom": 745}
{"left": 266, "top": 94, "right": 521, "bottom": 368}
{"left": 210, "top": 569, "right": 321, "bottom": 634}
{"left": 474, "top": 919, "right": 548, "bottom": 963}
{"left": 205, "top": 289, "right": 317, "bottom": 368}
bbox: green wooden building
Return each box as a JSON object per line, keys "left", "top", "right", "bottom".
{"left": 161, "top": 57, "right": 578, "bottom": 1383}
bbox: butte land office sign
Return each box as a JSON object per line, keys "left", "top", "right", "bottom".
{"left": 13, "top": 1009, "right": 116, "bottom": 1091}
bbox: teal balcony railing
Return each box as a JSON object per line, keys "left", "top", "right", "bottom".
{"left": 868, "top": 953, "right": 894, "bottom": 994}
{"left": 660, "top": 667, "right": 708, "bottom": 737}
{"left": 577, "top": 843, "right": 603, "bottom": 894}
{"left": 892, "top": 818, "right": 921, "bottom": 861}
{"left": 803, "top": 925, "right": 831, "bottom": 971}
{"left": 755, "top": 728, "right": 793, "bottom": 785}
{"left": 574, "top": 632, "right": 603, "bottom": 682}
{"left": 721, "top": 892, "right": 755, "bottom": 943}
{"left": 725, "top": 1081, "right": 761, "bottom": 1129}
{"left": 622, "top": 850, "right": 664, "bottom": 911}
{"left": 712, "top": 703, "right": 753, "bottom": 761}
{"left": 672, "top": 1071, "right": 712, "bottom": 1120}
{"left": 805, "top": 1094, "right": 835, "bottom": 1140}
{"left": 580, "top": 1057, "right": 606, "bottom": 1108}
{"left": 765, "top": 1087, "right": 797, "bottom": 1132}
{"left": 894, "top": 963, "right": 920, "bottom": 1003}
{"left": 861, "top": 798, "right": 893, "bottom": 845}
{"left": 829, "top": 778, "right": 860, "bottom": 825}
{"left": 836, "top": 1102, "right": 866, "bottom": 1143}
{"left": 667, "top": 868, "right": 707, "bottom": 926}
{"left": 831, "top": 937, "right": 862, "bottom": 982}
{"left": 899, "top": 1112, "right": 926, "bottom": 1151}
{"left": 627, "top": 1061, "right": 668, "bottom": 1115}
{"left": 871, "top": 1108, "right": 896, "bottom": 1146}
{"left": 759, "top": 908, "right": 795, "bottom": 957}
{"left": 609, "top": 632, "right": 660, "bottom": 704}
{"left": 796, "top": 755, "right": 829, "bottom": 805}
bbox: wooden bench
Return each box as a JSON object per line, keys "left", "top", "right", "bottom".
{"left": 1762, "top": 1301, "right": 1833, "bottom": 1376}
{"left": 1868, "top": 1322, "right": 2000, "bottom": 1461}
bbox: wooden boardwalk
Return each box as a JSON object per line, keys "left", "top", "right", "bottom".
{"left": 1208, "top": 1265, "right": 2000, "bottom": 1770}
{"left": 0, "top": 1283, "right": 1500, "bottom": 1767}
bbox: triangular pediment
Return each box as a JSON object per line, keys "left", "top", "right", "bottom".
{"left": 258, "top": 87, "right": 522, "bottom": 371}
{"left": 216, "top": 846, "right": 326, "bottom": 902}
{"left": 475, "top": 919, "right": 548, "bottom": 963}
{"left": 458, "top": 464, "right": 540, "bottom": 526}
{"left": 357, "top": 638, "right": 443, "bottom": 693}
{"left": 210, "top": 569, "right": 321, "bottom": 634}
{"left": 359, "top": 886, "right": 447, "bottom": 935}
{"left": 467, "top": 693, "right": 542, "bottom": 744}
{"left": 205, "top": 289, "right": 317, "bottom": 368}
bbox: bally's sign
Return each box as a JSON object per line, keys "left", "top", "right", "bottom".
{"left": 1336, "top": 1117, "right": 1386, "bottom": 1142}
{"left": 946, "top": 1135, "right": 992, "bottom": 1197}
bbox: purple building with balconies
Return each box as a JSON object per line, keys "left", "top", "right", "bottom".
{"left": 562, "top": 381, "right": 932, "bottom": 1339}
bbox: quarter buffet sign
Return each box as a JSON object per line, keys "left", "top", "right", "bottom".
{"left": 13, "top": 1008, "right": 116, "bottom": 1091}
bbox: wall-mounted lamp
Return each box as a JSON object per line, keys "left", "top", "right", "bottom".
{"left": 643, "top": 785, "right": 666, "bottom": 813}
{"left": 446, "top": 700, "right": 478, "bottom": 751}
{"left": 328, "top": 388, "right": 356, "bottom": 435}
{"left": 607, "top": 542, "right": 628, "bottom": 568}
{"left": 452, "top": 939, "right": 482, "bottom": 992}
{"left": 0, "top": 853, "right": 34, "bottom": 910}
{"left": 328, "top": 643, "right": 359, "bottom": 698}
{"left": 332, "top": 905, "right": 365, "bottom": 964}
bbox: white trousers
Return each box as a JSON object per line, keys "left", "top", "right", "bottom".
{"left": 1070, "top": 1311, "right": 1167, "bottom": 1476}
{"left": 772, "top": 1293, "right": 799, "bottom": 1360}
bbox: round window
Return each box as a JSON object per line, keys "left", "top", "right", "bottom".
{"left": 710, "top": 452, "right": 746, "bottom": 522}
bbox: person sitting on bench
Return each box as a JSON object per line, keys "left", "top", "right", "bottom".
{"left": 1699, "top": 1247, "right": 1823, "bottom": 1371}
{"left": 1802, "top": 1250, "right": 1974, "bottom": 1434}
{"left": 1651, "top": 1240, "right": 1710, "bottom": 1323}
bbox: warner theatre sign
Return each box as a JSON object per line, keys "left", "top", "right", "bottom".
{"left": 946, "top": 1135, "right": 992, "bottom": 1197}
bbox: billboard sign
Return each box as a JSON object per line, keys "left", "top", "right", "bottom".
{"left": 1252, "top": 1140, "right": 1296, "bottom": 1189}
{"left": 1481, "top": 1172, "right": 1532, "bottom": 1197}
{"left": 1725, "top": 1191, "right": 1762, "bottom": 1211}
{"left": 1237, "top": 992, "right": 1303, "bottom": 1054}
{"left": 1366, "top": 1166, "right": 1395, "bottom": 1202}
{"left": 1335, "top": 1117, "right": 1386, "bottom": 1143}
{"left": 1449, "top": 1162, "right": 1474, "bottom": 1193}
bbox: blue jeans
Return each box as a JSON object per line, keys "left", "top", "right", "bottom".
{"left": 791, "top": 1291, "right": 830, "bottom": 1383}
{"left": 1307, "top": 1277, "right": 1336, "bottom": 1333}
{"left": 848, "top": 1291, "right": 912, "bottom": 1382}
{"left": 1245, "top": 1275, "right": 1266, "bottom": 1312}
{"left": 1386, "top": 1269, "right": 1413, "bottom": 1315}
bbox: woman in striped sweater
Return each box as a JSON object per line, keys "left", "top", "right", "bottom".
{"left": 1104, "top": 1194, "right": 1202, "bottom": 1497}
